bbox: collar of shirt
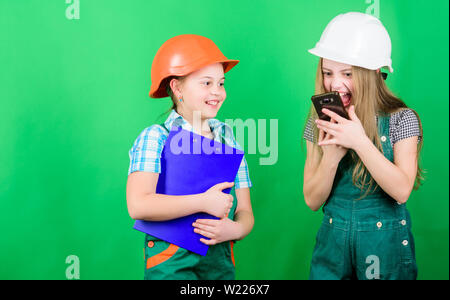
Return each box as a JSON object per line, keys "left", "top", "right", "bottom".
{"left": 163, "top": 109, "right": 236, "bottom": 146}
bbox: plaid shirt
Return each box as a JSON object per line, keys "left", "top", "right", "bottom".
{"left": 128, "top": 110, "right": 252, "bottom": 189}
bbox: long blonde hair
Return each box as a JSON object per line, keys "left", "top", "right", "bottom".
{"left": 306, "top": 58, "right": 424, "bottom": 198}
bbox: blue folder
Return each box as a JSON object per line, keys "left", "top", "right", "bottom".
{"left": 133, "top": 125, "right": 244, "bottom": 256}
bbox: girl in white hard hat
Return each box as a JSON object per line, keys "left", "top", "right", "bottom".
{"left": 303, "top": 12, "right": 423, "bottom": 280}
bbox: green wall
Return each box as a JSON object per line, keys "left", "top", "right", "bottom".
{"left": 1, "top": 0, "right": 448, "bottom": 279}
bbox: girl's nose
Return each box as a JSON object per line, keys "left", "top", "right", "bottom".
{"left": 331, "top": 79, "right": 344, "bottom": 92}
{"left": 210, "top": 85, "right": 221, "bottom": 96}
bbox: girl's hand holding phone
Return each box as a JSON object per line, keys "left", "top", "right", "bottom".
{"left": 316, "top": 105, "right": 368, "bottom": 151}
{"left": 318, "top": 120, "right": 348, "bottom": 165}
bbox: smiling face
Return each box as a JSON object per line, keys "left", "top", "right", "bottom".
{"left": 322, "top": 58, "right": 354, "bottom": 107}
{"left": 172, "top": 63, "right": 226, "bottom": 121}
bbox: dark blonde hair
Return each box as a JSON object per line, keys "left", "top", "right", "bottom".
{"left": 306, "top": 58, "right": 424, "bottom": 198}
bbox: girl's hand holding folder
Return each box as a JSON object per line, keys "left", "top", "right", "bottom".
{"left": 202, "top": 182, "right": 235, "bottom": 218}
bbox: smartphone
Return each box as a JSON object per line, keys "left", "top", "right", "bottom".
{"left": 311, "top": 91, "right": 349, "bottom": 121}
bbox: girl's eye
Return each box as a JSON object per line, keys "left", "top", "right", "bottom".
{"left": 203, "top": 81, "right": 211, "bottom": 86}
{"left": 219, "top": 82, "right": 225, "bottom": 87}
{"left": 344, "top": 73, "right": 352, "bottom": 77}
{"left": 322, "top": 72, "right": 332, "bottom": 76}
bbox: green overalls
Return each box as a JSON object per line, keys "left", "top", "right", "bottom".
{"left": 143, "top": 124, "right": 237, "bottom": 280}
{"left": 309, "top": 114, "right": 418, "bottom": 280}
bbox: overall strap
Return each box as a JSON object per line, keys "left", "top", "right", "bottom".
{"left": 377, "top": 114, "right": 394, "bottom": 163}
{"left": 160, "top": 122, "right": 170, "bottom": 133}
{"left": 220, "top": 126, "right": 226, "bottom": 145}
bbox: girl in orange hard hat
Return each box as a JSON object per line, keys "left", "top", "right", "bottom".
{"left": 126, "top": 34, "right": 254, "bottom": 280}
{"left": 302, "top": 12, "right": 423, "bottom": 280}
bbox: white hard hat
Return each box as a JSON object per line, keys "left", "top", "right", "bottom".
{"left": 309, "top": 12, "right": 393, "bottom": 73}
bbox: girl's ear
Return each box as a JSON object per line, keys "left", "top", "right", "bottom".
{"left": 376, "top": 69, "right": 380, "bottom": 74}
{"left": 169, "top": 78, "right": 182, "bottom": 98}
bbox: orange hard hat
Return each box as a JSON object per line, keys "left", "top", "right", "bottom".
{"left": 149, "top": 34, "right": 239, "bottom": 98}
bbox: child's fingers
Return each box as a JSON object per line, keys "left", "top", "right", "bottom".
{"left": 316, "top": 119, "right": 339, "bottom": 131}
{"left": 200, "top": 238, "right": 216, "bottom": 245}
{"left": 322, "top": 108, "right": 346, "bottom": 123}
{"left": 318, "top": 138, "right": 338, "bottom": 146}
{"left": 194, "top": 227, "right": 215, "bottom": 239}
{"left": 214, "top": 181, "right": 234, "bottom": 191}
{"left": 317, "top": 124, "right": 338, "bottom": 137}
{"left": 348, "top": 105, "right": 361, "bottom": 123}
{"left": 192, "top": 222, "right": 216, "bottom": 233}
{"left": 321, "top": 128, "right": 333, "bottom": 141}
{"left": 194, "top": 219, "right": 218, "bottom": 226}
{"left": 318, "top": 128, "right": 325, "bottom": 142}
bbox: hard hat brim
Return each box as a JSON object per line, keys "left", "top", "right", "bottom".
{"left": 308, "top": 47, "right": 393, "bottom": 73}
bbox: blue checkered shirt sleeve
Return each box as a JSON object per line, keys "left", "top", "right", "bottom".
{"left": 227, "top": 137, "right": 252, "bottom": 189}
{"left": 128, "top": 125, "right": 168, "bottom": 175}
{"left": 235, "top": 155, "right": 252, "bottom": 189}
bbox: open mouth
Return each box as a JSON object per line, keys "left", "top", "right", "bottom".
{"left": 339, "top": 92, "right": 352, "bottom": 107}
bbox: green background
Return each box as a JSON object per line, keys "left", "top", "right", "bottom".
{"left": 1, "top": 0, "right": 448, "bottom": 280}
